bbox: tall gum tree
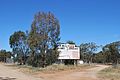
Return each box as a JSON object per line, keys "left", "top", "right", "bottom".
{"left": 28, "top": 12, "right": 60, "bottom": 67}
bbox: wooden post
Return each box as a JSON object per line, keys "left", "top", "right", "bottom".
{"left": 76, "top": 60, "right": 78, "bottom": 66}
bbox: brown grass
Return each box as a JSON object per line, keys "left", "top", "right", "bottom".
{"left": 98, "top": 66, "right": 120, "bottom": 80}
{"left": 5, "top": 63, "right": 95, "bottom": 74}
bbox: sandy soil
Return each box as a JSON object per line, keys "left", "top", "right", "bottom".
{"left": 0, "top": 63, "right": 108, "bottom": 80}
{"left": 34, "top": 65, "right": 109, "bottom": 80}
{"left": 0, "top": 63, "right": 42, "bottom": 80}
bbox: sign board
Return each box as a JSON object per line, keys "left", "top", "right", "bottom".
{"left": 58, "top": 44, "right": 80, "bottom": 59}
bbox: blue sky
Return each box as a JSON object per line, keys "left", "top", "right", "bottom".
{"left": 0, "top": 0, "right": 120, "bottom": 51}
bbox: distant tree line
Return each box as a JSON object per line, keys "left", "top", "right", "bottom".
{"left": 9, "top": 12, "right": 60, "bottom": 67}
{"left": 94, "top": 41, "right": 120, "bottom": 65}
{"left": 80, "top": 41, "right": 120, "bottom": 67}
{"left": 0, "top": 50, "right": 11, "bottom": 62}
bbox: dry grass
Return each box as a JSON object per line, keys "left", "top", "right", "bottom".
{"left": 5, "top": 63, "right": 95, "bottom": 74}
{"left": 98, "top": 65, "right": 120, "bottom": 80}
{"left": 38, "top": 64, "right": 95, "bottom": 73}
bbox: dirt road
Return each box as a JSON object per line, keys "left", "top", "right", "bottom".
{"left": 0, "top": 63, "right": 108, "bottom": 80}
{"left": 36, "top": 65, "right": 109, "bottom": 80}
{"left": 0, "top": 63, "right": 43, "bottom": 80}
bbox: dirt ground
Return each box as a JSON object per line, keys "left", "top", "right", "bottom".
{"left": 0, "top": 63, "right": 42, "bottom": 80}
{"left": 0, "top": 63, "right": 108, "bottom": 80}
{"left": 34, "top": 65, "right": 109, "bottom": 80}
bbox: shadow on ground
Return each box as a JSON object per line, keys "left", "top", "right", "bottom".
{"left": 0, "top": 77, "right": 16, "bottom": 80}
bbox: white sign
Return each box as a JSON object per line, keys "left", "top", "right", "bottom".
{"left": 58, "top": 44, "right": 80, "bottom": 59}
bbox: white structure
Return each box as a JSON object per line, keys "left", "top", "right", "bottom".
{"left": 78, "top": 60, "right": 84, "bottom": 64}
{"left": 58, "top": 43, "right": 80, "bottom": 59}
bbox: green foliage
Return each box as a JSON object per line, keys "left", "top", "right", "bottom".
{"left": 66, "top": 40, "right": 75, "bottom": 44}
{"left": 0, "top": 50, "right": 11, "bottom": 62}
{"left": 27, "top": 12, "right": 60, "bottom": 67}
{"left": 9, "top": 31, "right": 28, "bottom": 64}
{"left": 80, "top": 42, "right": 98, "bottom": 63}
{"left": 93, "top": 51, "right": 106, "bottom": 63}
{"left": 102, "top": 41, "right": 120, "bottom": 65}
{"left": 46, "top": 49, "right": 59, "bottom": 65}
{"left": 64, "top": 60, "right": 74, "bottom": 65}
{"left": 93, "top": 41, "right": 120, "bottom": 65}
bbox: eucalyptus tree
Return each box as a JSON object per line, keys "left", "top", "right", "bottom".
{"left": 93, "top": 51, "right": 106, "bottom": 63}
{"left": 28, "top": 12, "right": 60, "bottom": 67}
{"left": 103, "top": 41, "right": 120, "bottom": 65}
{"left": 9, "top": 31, "right": 28, "bottom": 64}
{"left": 80, "top": 42, "right": 98, "bottom": 63}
